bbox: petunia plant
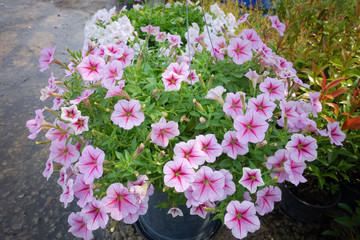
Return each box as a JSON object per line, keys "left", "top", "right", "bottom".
{"left": 27, "top": 2, "right": 347, "bottom": 239}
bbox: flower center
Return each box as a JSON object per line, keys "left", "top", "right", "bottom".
{"left": 246, "top": 124, "right": 253, "bottom": 130}
{"left": 126, "top": 111, "right": 132, "bottom": 117}
{"left": 236, "top": 212, "right": 242, "bottom": 219}
{"left": 230, "top": 139, "right": 237, "bottom": 145}
{"left": 62, "top": 149, "right": 68, "bottom": 155}
{"left": 258, "top": 105, "right": 264, "bottom": 110}
{"left": 175, "top": 170, "right": 181, "bottom": 177}
{"left": 203, "top": 145, "right": 208, "bottom": 151}
{"left": 268, "top": 87, "right": 274, "bottom": 93}
{"left": 297, "top": 144, "right": 303, "bottom": 150}
{"left": 91, "top": 65, "right": 97, "bottom": 72}
{"left": 161, "top": 129, "right": 166, "bottom": 134}
{"left": 250, "top": 175, "right": 257, "bottom": 181}
{"left": 184, "top": 153, "right": 190, "bottom": 158}
{"left": 203, "top": 179, "right": 211, "bottom": 185}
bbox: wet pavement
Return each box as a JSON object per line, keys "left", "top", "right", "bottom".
{"left": 0, "top": 1, "right": 118, "bottom": 239}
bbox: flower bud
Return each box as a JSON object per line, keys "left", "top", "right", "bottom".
{"left": 198, "top": 74, "right": 206, "bottom": 89}
{"left": 199, "top": 117, "right": 207, "bottom": 124}
{"left": 193, "top": 99, "right": 204, "bottom": 111}
{"left": 133, "top": 143, "right": 145, "bottom": 159}
{"left": 180, "top": 114, "right": 190, "bottom": 122}
{"left": 158, "top": 150, "right": 165, "bottom": 159}
{"left": 207, "top": 74, "right": 214, "bottom": 89}
{"left": 162, "top": 112, "right": 168, "bottom": 118}
{"left": 136, "top": 51, "right": 143, "bottom": 70}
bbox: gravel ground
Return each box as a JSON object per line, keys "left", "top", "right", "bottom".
{"left": 0, "top": 0, "right": 339, "bottom": 239}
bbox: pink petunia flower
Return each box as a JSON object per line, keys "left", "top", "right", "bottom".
{"left": 39, "top": 46, "right": 56, "bottom": 72}
{"left": 205, "top": 86, "right": 227, "bottom": 105}
{"left": 234, "top": 111, "right": 269, "bottom": 144}
{"left": 123, "top": 198, "right": 149, "bottom": 224}
{"left": 259, "top": 77, "right": 285, "bottom": 101}
{"left": 81, "top": 200, "right": 109, "bottom": 230}
{"left": 191, "top": 166, "right": 225, "bottom": 203}
{"left": 73, "top": 174, "right": 94, "bottom": 208}
{"left": 156, "top": 32, "right": 167, "bottom": 42}
{"left": 167, "top": 33, "right": 183, "bottom": 47}
{"left": 269, "top": 15, "right": 286, "bottom": 36}
{"left": 102, "top": 44, "right": 124, "bottom": 58}
{"left": 70, "top": 89, "right": 95, "bottom": 105}
{"left": 245, "top": 69, "right": 261, "bottom": 90}
{"left": 237, "top": 13, "right": 249, "bottom": 24}
{"left": 68, "top": 212, "right": 94, "bottom": 240}
{"left": 49, "top": 140, "right": 79, "bottom": 168}
{"left": 163, "top": 159, "right": 195, "bottom": 192}
{"left": 57, "top": 166, "right": 68, "bottom": 187}
{"left": 46, "top": 120, "right": 73, "bottom": 142}
{"left": 60, "top": 179, "right": 74, "bottom": 208}
{"left": 238, "top": 167, "right": 264, "bottom": 194}
{"left": 221, "top": 131, "right": 249, "bottom": 159}
{"left": 167, "top": 207, "right": 183, "bottom": 218}
{"left": 43, "top": 158, "right": 53, "bottom": 180}
{"left": 247, "top": 94, "right": 276, "bottom": 120}
{"left": 219, "top": 169, "right": 236, "bottom": 200}
{"left": 241, "top": 29, "right": 262, "bottom": 50}
{"left": 70, "top": 115, "right": 89, "bottom": 135}
{"left": 101, "top": 60, "right": 124, "bottom": 89}
{"left": 223, "top": 92, "right": 244, "bottom": 118}
{"left": 164, "top": 62, "right": 190, "bottom": 81}
{"left": 308, "top": 92, "right": 322, "bottom": 117}
{"left": 140, "top": 25, "right": 160, "bottom": 36}
{"left": 266, "top": 149, "right": 290, "bottom": 183}
{"left": 26, "top": 109, "right": 45, "bottom": 139}
{"left": 104, "top": 80, "right": 125, "bottom": 99}
{"left": 284, "top": 159, "right": 307, "bottom": 186}
{"left": 190, "top": 201, "right": 216, "bottom": 219}
{"left": 61, "top": 105, "right": 81, "bottom": 122}
{"left": 174, "top": 140, "right": 205, "bottom": 169}
{"left": 277, "top": 100, "right": 300, "bottom": 130}
{"left": 127, "top": 175, "right": 154, "bottom": 197}
{"left": 162, "top": 71, "right": 182, "bottom": 91}
{"left": 111, "top": 44, "right": 135, "bottom": 67}
{"left": 151, "top": 117, "right": 180, "bottom": 148}
{"left": 327, "top": 122, "right": 346, "bottom": 146}
{"left": 77, "top": 55, "right": 105, "bottom": 82}
{"left": 227, "top": 38, "right": 253, "bottom": 65}
{"left": 224, "top": 200, "right": 260, "bottom": 239}
{"left": 211, "top": 36, "right": 227, "bottom": 60}
{"left": 184, "top": 69, "right": 199, "bottom": 85}
{"left": 77, "top": 145, "right": 105, "bottom": 184}
{"left": 111, "top": 99, "right": 145, "bottom": 130}
{"left": 101, "top": 183, "right": 139, "bottom": 221}
{"left": 285, "top": 134, "right": 317, "bottom": 162}
{"left": 195, "top": 134, "right": 223, "bottom": 163}
{"left": 255, "top": 186, "right": 282, "bottom": 216}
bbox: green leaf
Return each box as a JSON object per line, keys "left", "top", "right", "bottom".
{"left": 344, "top": 68, "right": 360, "bottom": 77}
{"left": 338, "top": 203, "right": 353, "bottom": 214}
{"left": 115, "top": 151, "right": 124, "bottom": 160}
{"left": 334, "top": 216, "right": 353, "bottom": 227}
{"left": 220, "top": 158, "right": 233, "bottom": 168}
{"left": 322, "top": 230, "right": 340, "bottom": 237}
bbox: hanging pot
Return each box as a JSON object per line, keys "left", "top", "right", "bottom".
{"left": 279, "top": 183, "right": 341, "bottom": 223}
{"left": 134, "top": 191, "right": 222, "bottom": 240}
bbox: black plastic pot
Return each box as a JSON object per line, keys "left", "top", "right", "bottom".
{"left": 340, "top": 181, "right": 360, "bottom": 210}
{"left": 279, "top": 183, "right": 341, "bottom": 223}
{"left": 134, "top": 191, "right": 222, "bottom": 240}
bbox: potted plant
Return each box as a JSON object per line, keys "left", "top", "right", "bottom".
{"left": 26, "top": 2, "right": 347, "bottom": 239}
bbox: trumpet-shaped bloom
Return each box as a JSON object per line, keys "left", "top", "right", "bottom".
{"left": 234, "top": 111, "right": 269, "bottom": 144}
{"left": 164, "top": 62, "right": 190, "bottom": 81}
{"left": 285, "top": 134, "right": 317, "bottom": 162}
{"left": 49, "top": 140, "right": 79, "bottom": 168}
{"left": 77, "top": 55, "right": 105, "bottom": 81}
{"left": 26, "top": 109, "right": 45, "bottom": 139}
{"left": 127, "top": 175, "right": 154, "bottom": 197}
{"left": 221, "top": 131, "right": 249, "bottom": 159}
{"left": 167, "top": 207, "right": 183, "bottom": 218}
{"left": 259, "top": 77, "right": 285, "bottom": 101}
{"left": 61, "top": 105, "right": 81, "bottom": 122}
{"left": 191, "top": 166, "right": 225, "bottom": 203}
{"left": 39, "top": 46, "right": 56, "bottom": 72}
{"left": 45, "top": 120, "right": 73, "bottom": 142}
{"left": 266, "top": 149, "right": 290, "bottom": 183}
{"left": 255, "top": 186, "right": 282, "bottom": 216}
{"left": 224, "top": 200, "right": 260, "bottom": 239}
{"left": 111, "top": 99, "right": 144, "bottom": 130}
{"left": 269, "top": 15, "right": 286, "bottom": 36}
{"left": 162, "top": 71, "right": 182, "bottom": 91}
{"left": 77, "top": 145, "right": 105, "bottom": 184}
{"left": 163, "top": 159, "right": 195, "bottom": 192}
{"left": 195, "top": 134, "right": 223, "bottom": 163}
{"left": 241, "top": 29, "right": 262, "bottom": 50}
{"left": 69, "top": 89, "right": 95, "bottom": 105}
{"left": 123, "top": 198, "right": 149, "bottom": 224}
{"left": 68, "top": 212, "right": 94, "bottom": 240}
{"left": 227, "top": 38, "right": 253, "bottom": 65}
{"left": 101, "top": 60, "right": 124, "bottom": 89}
{"left": 308, "top": 92, "right": 322, "bottom": 117}
{"left": 43, "top": 158, "right": 53, "bottom": 180}
{"left": 190, "top": 201, "right": 216, "bottom": 219}
{"left": 223, "top": 92, "right": 244, "bottom": 118}
{"left": 327, "top": 122, "right": 346, "bottom": 146}
{"left": 174, "top": 140, "right": 205, "bottom": 169}
{"left": 238, "top": 167, "right": 264, "bottom": 194}
{"left": 81, "top": 200, "right": 109, "bottom": 230}
{"left": 112, "top": 44, "right": 134, "bottom": 67}
{"left": 247, "top": 94, "right": 276, "bottom": 120}
{"left": 73, "top": 174, "right": 94, "bottom": 208}
{"left": 104, "top": 80, "right": 125, "bottom": 99}
{"left": 219, "top": 169, "right": 236, "bottom": 200}
{"left": 151, "top": 117, "right": 180, "bottom": 148}
{"left": 60, "top": 179, "right": 74, "bottom": 208}
{"left": 237, "top": 13, "right": 249, "bottom": 24}
{"left": 140, "top": 24, "right": 160, "bottom": 36}
{"left": 71, "top": 115, "right": 89, "bottom": 135}
{"left": 205, "top": 86, "right": 226, "bottom": 104}
{"left": 167, "top": 33, "right": 182, "bottom": 47}
{"left": 284, "top": 159, "right": 307, "bottom": 186}
{"left": 101, "top": 183, "right": 139, "bottom": 221}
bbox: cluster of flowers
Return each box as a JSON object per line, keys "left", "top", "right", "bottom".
{"left": 27, "top": 3, "right": 347, "bottom": 240}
